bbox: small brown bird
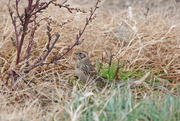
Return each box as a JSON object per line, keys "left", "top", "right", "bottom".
{"left": 74, "top": 50, "right": 107, "bottom": 84}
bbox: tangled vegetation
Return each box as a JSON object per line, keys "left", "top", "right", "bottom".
{"left": 0, "top": 0, "right": 179, "bottom": 120}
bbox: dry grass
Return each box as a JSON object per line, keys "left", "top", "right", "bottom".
{"left": 0, "top": 0, "right": 180, "bottom": 120}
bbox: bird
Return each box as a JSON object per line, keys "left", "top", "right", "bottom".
{"left": 74, "top": 50, "right": 142, "bottom": 87}
{"left": 74, "top": 50, "right": 107, "bottom": 84}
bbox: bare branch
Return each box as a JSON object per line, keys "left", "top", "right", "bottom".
{"left": 16, "top": 0, "right": 23, "bottom": 25}
{"left": 43, "top": 33, "right": 60, "bottom": 60}
{"left": 31, "top": 1, "right": 52, "bottom": 16}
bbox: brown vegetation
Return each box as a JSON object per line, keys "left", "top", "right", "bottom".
{"left": 0, "top": 0, "right": 179, "bottom": 120}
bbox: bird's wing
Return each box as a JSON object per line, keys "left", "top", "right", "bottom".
{"left": 81, "top": 63, "right": 98, "bottom": 76}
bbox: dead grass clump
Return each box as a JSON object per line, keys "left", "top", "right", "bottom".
{"left": 116, "top": 14, "right": 179, "bottom": 82}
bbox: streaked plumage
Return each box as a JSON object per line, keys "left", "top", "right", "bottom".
{"left": 74, "top": 51, "right": 107, "bottom": 83}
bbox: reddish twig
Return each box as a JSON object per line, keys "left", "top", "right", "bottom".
{"left": 8, "top": 5, "right": 19, "bottom": 49}
{"left": 31, "top": 1, "right": 52, "bottom": 16}
{"left": 15, "top": 0, "right": 23, "bottom": 25}
{"left": 16, "top": 0, "right": 32, "bottom": 65}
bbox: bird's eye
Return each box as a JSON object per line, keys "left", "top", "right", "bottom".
{"left": 79, "top": 52, "right": 86, "bottom": 59}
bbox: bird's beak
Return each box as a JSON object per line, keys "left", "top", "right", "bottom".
{"left": 74, "top": 52, "right": 78, "bottom": 55}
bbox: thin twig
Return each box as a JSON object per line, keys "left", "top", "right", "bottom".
{"left": 43, "top": 33, "right": 60, "bottom": 60}
{"left": 62, "top": 0, "right": 68, "bottom": 4}
{"left": 52, "top": 2, "right": 86, "bottom": 13}
{"left": 16, "top": 0, "right": 23, "bottom": 25}
{"left": 8, "top": 5, "right": 19, "bottom": 49}
{"left": 31, "top": 1, "right": 52, "bottom": 16}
